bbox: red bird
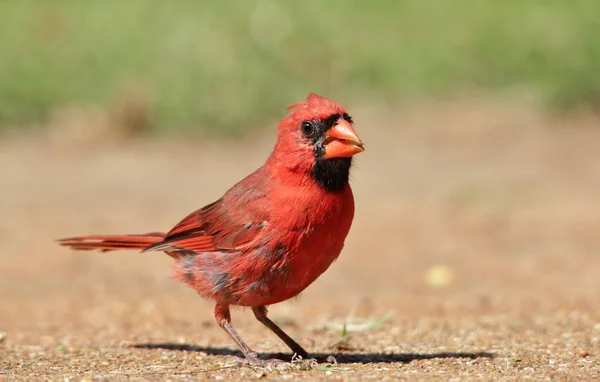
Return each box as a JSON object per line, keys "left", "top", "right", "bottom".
{"left": 58, "top": 93, "right": 364, "bottom": 365}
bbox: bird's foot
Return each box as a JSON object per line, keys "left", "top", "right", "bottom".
{"left": 291, "top": 352, "right": 337, "bottom": 364}
{"left": 235, "top": 352, "right": 286, "bottom": 368}
{"left": 290, "top": 351, "right": 311, "bottom": 363}
{"left": 233, "top": 352, "right": 337, "bottom": 367}
{"left": 308, "top": 354, "right": 337, "bottom": 364}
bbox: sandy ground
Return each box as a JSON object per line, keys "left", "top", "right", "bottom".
{"left": 1, "top": 99, "right": 600, "bottom": 380}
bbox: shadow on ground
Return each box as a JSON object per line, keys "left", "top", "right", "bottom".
{"left": 133, "top": 343, "right": 494, "bottom": 364}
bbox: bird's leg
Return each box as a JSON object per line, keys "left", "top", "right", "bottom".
{"left": 252, "top": 306, "right": 312, "bottom": 360}
{"left": 214, "top": 304, "right": 283, "bottom": 366}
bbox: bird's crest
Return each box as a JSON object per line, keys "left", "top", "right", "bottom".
{"left": 283, "top": 93, "right": 347, "bottom": 124}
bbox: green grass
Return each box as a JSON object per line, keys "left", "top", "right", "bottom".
{"left": 1, "top": 0, "right": 599, "bottom": 134}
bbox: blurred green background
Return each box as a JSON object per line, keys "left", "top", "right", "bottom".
{"left": 1, "top": 0, "right": 599, "bottom": 134}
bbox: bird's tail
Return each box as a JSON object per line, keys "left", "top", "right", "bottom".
{"left": 57, "top": 232, "right": 166, "bottom": 253}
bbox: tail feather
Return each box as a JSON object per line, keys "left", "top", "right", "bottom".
{"left": 57, "top": 232, "right": 166, "bottom": 253}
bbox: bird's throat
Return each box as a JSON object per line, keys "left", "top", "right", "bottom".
{"left": 311, "top": 157, "right": 352, "bottom": 192}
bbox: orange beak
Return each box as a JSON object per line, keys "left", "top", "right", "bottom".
{"left": 323, "top": 119, "right": 365, "bottom": 159}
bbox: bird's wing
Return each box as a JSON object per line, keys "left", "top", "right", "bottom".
{"left": 143, "top": 171, "right": 270, "bottom": 254}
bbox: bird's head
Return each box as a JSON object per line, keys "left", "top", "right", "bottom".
{"left": 271, "top": 93, "right": 364, "bottom": 192}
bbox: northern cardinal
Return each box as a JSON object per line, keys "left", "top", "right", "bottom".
{"left": 58, "top": 93, "right": 364, "bottom": 366}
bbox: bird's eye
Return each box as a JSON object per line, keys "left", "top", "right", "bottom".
{"left": 301, "top": 121, "right": 315, "bottom": 137}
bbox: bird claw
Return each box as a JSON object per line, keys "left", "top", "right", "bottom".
{"left": 293, "top": 353, "right": 337, "bottom": 364}
{"left": 309, "top": 355, "right": 337, "bottom": 364}
{"left": 290, "top": 352, "right": 310, "bottom": 363}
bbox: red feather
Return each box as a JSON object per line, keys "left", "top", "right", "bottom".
{"left": 144, "top": 168, "right": 271, "bottom": 254}
{"left": 56, "top": 93, "right": 363, "bottom": 364}
{"left": 57, "top": 233, "right": 165, "bottom": 252}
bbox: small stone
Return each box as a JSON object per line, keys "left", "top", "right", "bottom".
{"left": 425, "top": 265, "right": 454, "bottom": 288}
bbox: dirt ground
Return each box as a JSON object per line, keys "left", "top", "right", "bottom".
{"left": 1, "top": 99, "right": 600, "bottom": 380}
